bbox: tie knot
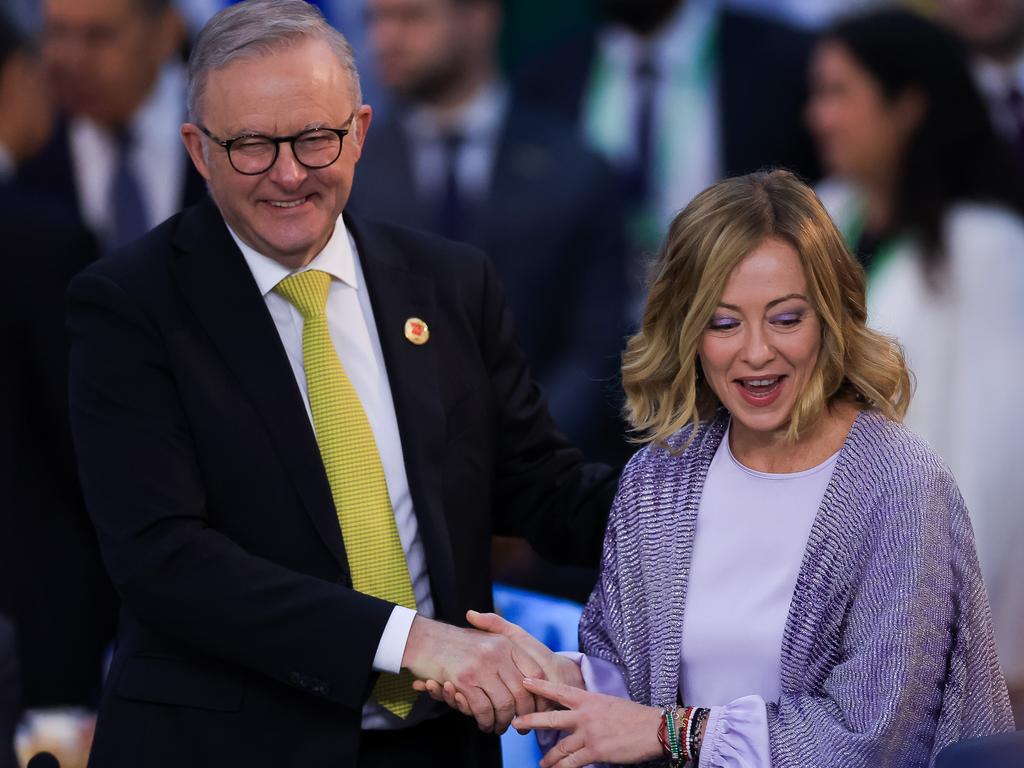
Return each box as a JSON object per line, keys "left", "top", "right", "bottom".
{"left": 274, "top": 269, "right": 331, "bottom": 320}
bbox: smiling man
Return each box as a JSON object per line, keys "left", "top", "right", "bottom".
{"left": 66, "top": 1, "right": 616, "bottom": 766}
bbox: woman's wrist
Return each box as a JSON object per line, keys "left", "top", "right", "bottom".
{"left": 644, "top": 705, "right": 668, "bottom": 761}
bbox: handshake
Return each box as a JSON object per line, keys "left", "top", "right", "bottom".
{"left": 401, "top": 609, "right": 584, "bottom": 734}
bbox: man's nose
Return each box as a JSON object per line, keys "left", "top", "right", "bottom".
{"left": 267, "top": 142, "right": 307, "bottom": 188}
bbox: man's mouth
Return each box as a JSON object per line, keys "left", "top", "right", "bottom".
{"left": 266, "top": 196, "right": 310, "bottom": 209}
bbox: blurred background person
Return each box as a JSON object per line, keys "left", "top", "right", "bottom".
{"left": 938, "top": 0, "right": 1024, "bottom": 167}
{"left": 807, "top": 7, "right": 1024, "bottom": 726}
{"left": 14, "top": 0, "right": 205, "bottom": 254}
{"left": 516, "top": 0, "right": 820, "bottom": 317}
{"left": 351, "top": 0, "right": 630, "bottom": 605}
{"left": 0, "top": 8, "right": 112, "bottom": 765}
{"left": 351, "top": 0, "right": 629, "bottom": 466}
{"left": 0, "top": 0, "right": 114, "bottom": 706}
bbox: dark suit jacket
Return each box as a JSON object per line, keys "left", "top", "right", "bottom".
{"left": 67, "top": 196, "right": 617, "bottom": 767}
{"left": 515, "top": 8, "right": 820, "bottom": 181}
{"left": 0, "top": 614, "right": 18, "bottom": 768}
{"left": 0, "top": 184, "right": 117, "bottom": 709}
{"left": 14, "top": 117, "right": 206, "bottom": 238}
{"left": 349, "top": 100, "right": 629, "bottom": 463}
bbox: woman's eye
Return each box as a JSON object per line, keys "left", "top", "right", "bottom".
{"left": 771, "top": 312, "right": 803, "bottom": 327}
{"left": 708, "top": 317, "right": 740, "bottom": 331}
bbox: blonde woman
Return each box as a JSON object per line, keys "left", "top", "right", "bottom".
{"left": 419, "top": 171, "right": 1013, "bottom": 767}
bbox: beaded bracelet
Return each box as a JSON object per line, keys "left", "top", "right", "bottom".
{"left": 679, "top": 706, "right": 694, "bottom": 762}
{"left": 686, "top": 707, "right": 711, "bottom": 765}
{"left": 659, "top": 705, "right": 682, "bottom": 767}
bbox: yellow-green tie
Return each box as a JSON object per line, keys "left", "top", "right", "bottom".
{"left": 274, "top": 270, "right": 418, "bottom": 718}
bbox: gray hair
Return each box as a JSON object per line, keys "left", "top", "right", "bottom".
{"left": 186, "top": 0, "right": 362, "bottom": 122}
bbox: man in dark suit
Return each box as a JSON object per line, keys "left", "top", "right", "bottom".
{"left": 517, "top": 0, "right": 818, "bottom": 180}
{"left": 15, "top": 0, "right": 205, "bottom": 252}
{"left": 516, "top": 0, "right": 819, "bottom": 285}
{"left": 0, "top": 8, "right": 116, "bottom": 713}
{"left": 67, "top": 2, "right": 616, "bottom": 766}
{"left": 351, "top": 0, "right": 629, "bottom": 468}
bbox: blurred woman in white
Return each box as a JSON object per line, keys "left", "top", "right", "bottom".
{"left": 807, "top": 8, "right": 1024, "bottom": 718}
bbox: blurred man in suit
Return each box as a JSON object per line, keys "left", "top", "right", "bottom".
{"left": 351, "top": 0, "right": 629, "bottom": 468}
{"left": 68, "top": 2, "right": 616, "bottom": 766}
{"left": 939, "top": 0, "right": 1024, "bottom": 166}
{"left": 15, "top": 0, "right": 205, "bottom": 252}
{"left": 517, "top": 0, "right": 818, "bottom": 316}
{"left": 0, "top": 8, "right": 114, "bottom": 714}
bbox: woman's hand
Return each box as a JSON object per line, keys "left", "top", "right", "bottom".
{"left": 412, "top": 610, "right": 585, "bottom": 722}
{"left": 512, "top": 678, "right": 664, "bottom": 768}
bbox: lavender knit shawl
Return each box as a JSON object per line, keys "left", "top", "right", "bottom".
{"left": 579, "top": 409, "right": 1013, "bottom": 767}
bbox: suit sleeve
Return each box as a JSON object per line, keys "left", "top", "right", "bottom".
{"left": 67, "top": 270, "right": 393, "bottom": 712}
{"left": 475, "top": 255, "right": 619, "bottom": 567}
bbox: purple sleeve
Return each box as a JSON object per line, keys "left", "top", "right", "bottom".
{"left": 701, "top": 695, "right": 772, "bottom": 767}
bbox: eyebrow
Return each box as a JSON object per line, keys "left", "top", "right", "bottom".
{"left": 717, "top": 293, "right": 809, "bottom": 311}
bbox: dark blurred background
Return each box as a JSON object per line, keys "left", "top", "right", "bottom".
{"left": 1, "top": 0, "right": 1021, "bottom": 765}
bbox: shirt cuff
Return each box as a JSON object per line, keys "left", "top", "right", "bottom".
{"left": 700, "top": 695, "right": 770, "bottom": 767}
{"left": 372, "top": 605, "right": 417, "bottom": 674}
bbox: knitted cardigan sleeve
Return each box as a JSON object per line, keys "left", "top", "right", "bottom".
{"left": 766, "top": 458, "right": 1013, "bottom": 768}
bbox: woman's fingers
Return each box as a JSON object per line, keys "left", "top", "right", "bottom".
{"left": 522, "top": 677, "right": 583, "bottom": 710}
{"left": 539, "top": 732, "right": 586, "bottom": 768}
{"left": 511, "top": 707, "right": 576, "bottom": 732}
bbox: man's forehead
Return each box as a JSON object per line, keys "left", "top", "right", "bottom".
{"left": 46, "top": 0, "right": 141, "bottom": 23}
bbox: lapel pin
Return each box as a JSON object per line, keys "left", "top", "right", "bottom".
{"left": 404, "top": 317, "right": 429, "bottom": 345}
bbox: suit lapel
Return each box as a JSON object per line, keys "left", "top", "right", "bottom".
{"left": 168, "top": 197, "right": 349, "bottom": 572}
{"left": 346, "top": 214, "right": 458, "bottom": 621}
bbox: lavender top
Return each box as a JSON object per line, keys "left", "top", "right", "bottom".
{"left": 578, "top": 409, "right": 1013, "bottom": 767}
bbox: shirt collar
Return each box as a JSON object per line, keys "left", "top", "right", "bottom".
{"left": 229, "top": 214, "right": 359, "bottom": 298}
{"left": 600, "top": 0, "right": 719, "bottom": 69}
{"left": 0, "top": 143, "right": 14, "bottom": 183}
{"left": 402, "top": 78, "right": 509, "bottom": 143}
{"left": 973, "top": 51, "right": 1024, "bottom": 97}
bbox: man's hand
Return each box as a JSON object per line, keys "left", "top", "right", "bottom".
{"left": 465, "top": 611, "right": 584, "bottom": 697}
{"left": 401, "top": 614, "right": 544, "bottom": 734}
{"left": 413, "top": 610, "right": 585, "bottom": 731}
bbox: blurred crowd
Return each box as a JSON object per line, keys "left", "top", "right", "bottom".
{"left": 1, "top": 0, "right": 1022, "bottom": 764}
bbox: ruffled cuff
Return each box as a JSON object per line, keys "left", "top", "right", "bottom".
{"left": 536, "top": 653, "right": 629, "bottom": 765}
{"left": 699, "top": 695, "right": 770, "bottom": 767}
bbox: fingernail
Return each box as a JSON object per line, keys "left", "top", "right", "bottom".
{"left": 522, "top": 677, "right": 534, "bottom": 685}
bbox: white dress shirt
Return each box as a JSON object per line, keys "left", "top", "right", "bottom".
{"left": 230, "top": 216, "right": 435, "bottom": 728}
{"left": 583, "top": 0, "right": 722, "bottom": 225}
{"left": 69, "top": 61, "right": 189, "bottom": 243}
{"left": 0, "top": 143, "right": 14, "bottom": 183}
{"left": 401, "top": 79, "right": 509, "bottom": 204}
{"left": 973, "top": 52, "right": 1024, "bottom": 146}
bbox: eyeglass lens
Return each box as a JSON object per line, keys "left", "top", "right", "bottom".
{"left": 229, "top": 130, "right": 343, "bottom": 174}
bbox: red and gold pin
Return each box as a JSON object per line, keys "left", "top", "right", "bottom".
{"left": 404, "top": 317, "right": 429, "bottom": 345}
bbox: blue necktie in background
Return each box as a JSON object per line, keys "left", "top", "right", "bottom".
{"left": 109, "top": 128, "right": 149, "bottom": 251}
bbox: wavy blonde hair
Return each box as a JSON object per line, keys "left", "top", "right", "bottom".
{"left": 622, "top": 170, "right": 911, "bottom": 448}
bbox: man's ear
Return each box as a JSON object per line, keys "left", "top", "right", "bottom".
{"left": 180, "top": 123, "right": 212, "bottom": 181}
{"left": 348, "top": 104, "right": 373, "bottom": 160}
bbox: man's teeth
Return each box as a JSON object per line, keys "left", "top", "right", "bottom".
{"left": 269, "top": 197, "right": 307, "bottom": 208}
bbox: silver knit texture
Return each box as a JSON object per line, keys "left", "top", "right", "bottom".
{"left": 579, "top": 409, "right": 1014, "bottom": 767}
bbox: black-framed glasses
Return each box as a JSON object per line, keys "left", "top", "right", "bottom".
{"left": 198, "top": 113, "right": 355, "bottom": 175}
